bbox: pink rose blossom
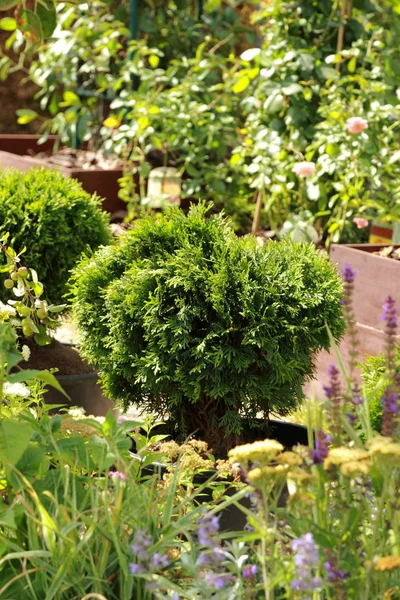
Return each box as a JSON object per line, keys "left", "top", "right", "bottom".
{"left": 353, "top": 217, "right": 369, "bottom": 229}
{"left": 346, "top": 117, "right": 368, "bottom": 134}
{"left": 292, "top": 161, "right": 316, "bottom": 177}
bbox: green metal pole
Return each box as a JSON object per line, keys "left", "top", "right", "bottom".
{"left": 130, "top": 0, "right": 139, "bottom": 41}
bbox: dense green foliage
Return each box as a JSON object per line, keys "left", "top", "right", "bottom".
{"left": 0, "top": 168, "right": 111, "bottom": 302}
{"left": 71, "top": 204, "right": 344, "bottom": 447}
{"left": 359, "top": 349, "right": 400, "bottom": 433}
{"left": 17, "top": 0, "right": 400, "bottom": 241}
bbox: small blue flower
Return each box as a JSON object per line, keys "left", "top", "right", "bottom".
{"left": 131, "top": 529, "right": 152, "bottom": 560}
{"left": 151, "top": 553, "right": 170, "bottom": 569}
{"left": 129, "top": 563, "right": 146, "bottom": 575}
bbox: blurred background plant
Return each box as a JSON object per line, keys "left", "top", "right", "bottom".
{"left": 3, "top": 0, "right": 400, "bottom": 242}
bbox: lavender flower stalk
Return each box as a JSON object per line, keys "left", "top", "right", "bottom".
{"left": 324, "top": 364, "right": 342, "bottom": 445}
{"left": 381, "top": 296, "right": 399, "bottom": 437}
{"left": 291, "top": 533, "right": 322, "bottom": 593}
{"left": 311, "top": 429, "right": 331, "bottom": 464}
{"left": 341, "top": 263, "right": 360, "bottom": 381}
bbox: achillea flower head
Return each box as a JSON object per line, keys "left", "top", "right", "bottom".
{"left": 340, "top": 459, "right": 371, "bottom": 477}
{"left": 228, "top": 439, "right": 283, "bottom": 465}
{"left": 324, "top": 447, "right": 369, "bottom": 469}
{"left": 247, "top": 464, "right": 289, "bottom": 487}
{"left": 346, "top": 116, "right": 368, "bottom": 134}
{"left": 277, "top": 451, "right": 304, "bottom": 466}
{"left": 292, "top": 161, "right": 316, "bottom": 177}
{"left": 291, "top": 533, "right": 322, "bottom": 593}
{"left": 374, "top": 556, "right": 400, "bottom": 571}
{"left": 369, "top": 440, "right": 400, "bottom": 465}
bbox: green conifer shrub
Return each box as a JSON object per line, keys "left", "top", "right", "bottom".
{"left": 0, "top": 168, "right": 111, "bottom": 302}
{"left": 71, "top": 204, "right": 345, "bottom": 452}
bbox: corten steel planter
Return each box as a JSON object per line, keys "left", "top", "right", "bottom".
{"left": 308, "top": 244, "right": 400, "bottom": 398}
{"left": 0, "top": 134, "right": 125, "bottom": 214}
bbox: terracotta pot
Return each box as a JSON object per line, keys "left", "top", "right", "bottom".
{"left": 0, "top": 134, "right": 125, "bottom": 214}
{"left": 309, "top": 244, "right": 400, "bottom": 397}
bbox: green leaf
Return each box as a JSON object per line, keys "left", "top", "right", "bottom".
{"left": 19, "top": 9, "right": 43, "bottom": 45}
{"left": 34, "top": 324, "right": 51, "bottom": 346}
{"left": 36, "top": 0, "right": 56, "bottom": 38}
{"left": 35, "top": 371, "right": 69, "bottom": 398}
{"left": 0, "top": 419, "right": 32, "bottom": 466}
{"left": 264, "top": 93, "right": 284, "bottom": 114}
{"left": 232, "top": 76, "right": 251, "bottom": 94}
{"left": 316, "top": 65, "right": 338, "bottom": 80}
{"left": 0, "top": 1, "right": 18, "bottom": 11}
{"left": 149, "top": 54, "right": 160, "bottom": 68}
{"left": 16, "top": 109, "right": 38, "bottom": 125}
{"left": 62, "top": 91, "right": 81, "bottom": 107}
{"left": 0, "top": 17, "right": 16, "bottom": 31}
{"left": 15, "top": 443, "right": 47, "bottom": 479}
{"left": 282, "top": 83, "right": 303, "bottom": 95}
{"left": 347, "top": 56, "right": 357, "bottom": 73}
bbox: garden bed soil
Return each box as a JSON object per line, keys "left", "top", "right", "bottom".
{"left": 308, "top": 243, "right": 400, "bottom": 398}
{"left": 22, "top": 338, "right": 93, "bottom": 376}
{"left": 0, "top": 134, "right": 126, "bottom": 214}
{"left": 32, "top": 147, "right": 122, "bottom": 171}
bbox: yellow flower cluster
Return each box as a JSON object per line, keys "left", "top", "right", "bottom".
{"left": 248, "top": 465, "right": 289, "bottom": 488}
{"left": 374, "top": 556, "right": 400, "bottom": 571}
{"left": 324, "top": 447, "right": 371, "bottom": 476}
{"left": 368, "top": 437, "right": 400, "bottom": 465}
{"left": 277, "top": 451, "right": 304, "bottom": 467}
{"left": 228, "top": 439, "right": 283, "bottom": 465}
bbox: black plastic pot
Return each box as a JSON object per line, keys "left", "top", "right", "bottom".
{"left": 131, "top": 419, "right": 309, "bottom": 532}
{"left": 45, "top": 371, "right": 116, "bottom": 417}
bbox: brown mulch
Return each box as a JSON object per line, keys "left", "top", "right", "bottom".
{"left": 21, "top": 338, "right": 95, "bottom": 376}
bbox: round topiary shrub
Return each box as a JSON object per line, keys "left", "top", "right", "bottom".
{"left": 0, "top": 167, "right": 112, "bottom": 302}
{"left": 71, "top": 204, "right": 345, "bottom": 452}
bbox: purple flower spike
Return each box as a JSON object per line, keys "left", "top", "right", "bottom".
{"left": 243, "top": 564, "right": 258, "bottom": 579}
{"left": 205, "top": 573, "right": 228, "bottom": 589}
{"left": 129, "top": 563, "right": 146, "bottom": 574}
{"left": 311, "top": 430, "right": 331, "bottom": 464}
{"left": 341, "top": 263, "right": 356, "bottom": 284}
{"left": 131, "top": 529, "right": 152, "bottom": 560}
{"left": 151, "top": 553, "right": 169, "bottom": 569}
{"left": 291, "top": 534, "right": 322, "bottom": 593}
{"left": 197, "top": 513, "right": 220, "bottom": 547}
{"left": 382, "top": 296, "right": 398, "bottom": 329}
